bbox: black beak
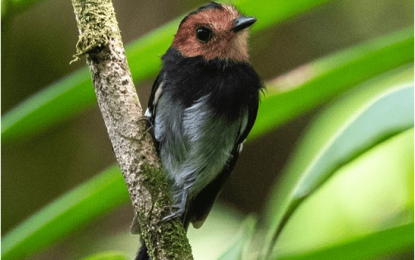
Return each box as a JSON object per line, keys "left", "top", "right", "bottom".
{"left": 232, "top": 16, "right": 257, "bottom": 33}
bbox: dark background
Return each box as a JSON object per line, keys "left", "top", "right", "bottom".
{"left": 2, "top": 0, "right": 413, "bottom": 255}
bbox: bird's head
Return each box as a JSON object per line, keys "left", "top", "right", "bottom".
{"left": 172, "top": 2, "right": 256, "bottom": 61}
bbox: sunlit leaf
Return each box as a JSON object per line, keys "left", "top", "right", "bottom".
{"left": 273, "top": 127, "right": 413, "bottom": 256}
{"left": 276, "top": 223, "right": 414, "bottom": 260}
{"left": 265, "top": 66, "right": 414, "bottom": 226}
{"left": 261, "top": 84, "right": 414, "bottom": 259}
{"left": 264, "top": 65, "right": 414, "bottom": 230}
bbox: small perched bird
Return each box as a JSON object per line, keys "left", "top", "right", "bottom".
{"left": 136, "top": 2, "right": 263, "bottom": 259}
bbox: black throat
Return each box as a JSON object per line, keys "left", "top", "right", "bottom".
{"left": 161, "top": 48, "right": 263, "bottom": 121}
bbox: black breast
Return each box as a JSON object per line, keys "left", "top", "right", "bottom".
{"left": 161, "top": 48, "right": 262, "bottom": 122}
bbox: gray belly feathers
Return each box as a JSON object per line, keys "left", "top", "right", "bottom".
{"left": 154, "top": 94, "right": 242, "bottom": 203}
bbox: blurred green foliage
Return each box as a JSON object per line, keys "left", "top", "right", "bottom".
{"left": 216, "top": 216, "right": 257, "bottom": 260}
{"left": 1, "top": 165, "right": 128, "bottom": 260}
{"left": 1, "top": 0, "right": 413, "bottom": 259}
{"left": 80, "top": 251, "right": 129, "bottom": 260}
{"left": 250, "top": 28, "right": 413, "bottom": 140}
{"left": 263, "top": 84, "right": 413, "bottom": 259}
{"left": 277, "top": 223, "right": 414, "bottom": 260}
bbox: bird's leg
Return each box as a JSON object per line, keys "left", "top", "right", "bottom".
{"left": 138, "top": 116, "right": 150, "bottom": 123}
{"left": 115, "top": 116, "right": 154, "bottom": 140}
{"left": 138, "top": 116, "right": 154, "bottom": 134}
{"left": 162, "top": 188, "right": 189, "bottom": 221}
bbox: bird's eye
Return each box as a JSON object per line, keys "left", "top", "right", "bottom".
{"left": 196, "top": 27, "right": 212, "bottom": 42}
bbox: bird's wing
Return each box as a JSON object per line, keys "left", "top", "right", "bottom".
{"left": 236, "top": 98, "right": 259, "bottom": 146}
{"left": 183, "top": 144, "right": 240, "bottom": 229}
{"left": 184, "top": 100, "right": 259, "bottom": 229}
{"left": 144, "top": 73, "right": 163, "bottom": 122}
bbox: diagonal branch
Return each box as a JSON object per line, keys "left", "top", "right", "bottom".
{"left": 70, "top": 0, "right": 193, "bottom": 259}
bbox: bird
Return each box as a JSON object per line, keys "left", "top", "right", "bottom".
{"left": 135, "top": 2, "right": 263, "bottom": 259}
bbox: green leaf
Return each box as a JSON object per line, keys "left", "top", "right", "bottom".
{"left": 1, "top": 0, "right": 339, "bottom": 144}
{"left": 2, "top": 69, "right": 96, "bottom": 144}
{"left": 265, "top": 66, "right": 414, "bottom": 227}
{"left": 276, "top": 223, "right": 414, "bottom": 260}
{"left": 249, "top": 27, "right": 414, "bottom": 140}
{"left": 216, "top": 215, "right": 257, "bottom": 260}
{"left": 80, "top": 251, "right": 129, "bottom": 260}
{"left": 273, "top": 127, "right": 413, "bottom": 256}
{"left": 261, "top": 84, "right": 414, "bottom": 259}
{"left": 1, "top": 165, "right": 129, "bottom": 260}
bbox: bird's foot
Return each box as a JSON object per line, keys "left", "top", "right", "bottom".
{"left": 162, "top": 205, "right": 185, "bottom": 221}
{"left": 138, "top": 116, "right": 154, "bottom": 134}
{"left": 162, "top": 189, "right": 188, "bottom": 221}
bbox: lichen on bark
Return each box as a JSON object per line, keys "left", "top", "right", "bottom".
{"left": 70, "top": 0, "right": 193, "bottom": 259}
{"left": 71, "top": 0, "right": 121, "bottom": 62}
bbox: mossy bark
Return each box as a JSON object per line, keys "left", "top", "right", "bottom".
{"left": 70, "top": 1, "right": 193, "bottom": 259}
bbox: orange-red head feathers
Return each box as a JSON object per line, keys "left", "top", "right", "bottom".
{"left": 172, "top": 2, "right": 256, "bottom": 61}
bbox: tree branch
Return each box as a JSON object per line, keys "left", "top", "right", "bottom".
{"left": 70, "top": 0, "right": 193, "bottom": 259}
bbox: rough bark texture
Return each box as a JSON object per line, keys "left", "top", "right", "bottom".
{"left": 70, "top": 1, "right": 193, "bottom": 259}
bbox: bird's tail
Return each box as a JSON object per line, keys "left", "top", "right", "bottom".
{"left": 132, "top": 215, "right": 151, "bottom": 260}
{"left": 135, "top": 238, "right": 151, "bottom": 260}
